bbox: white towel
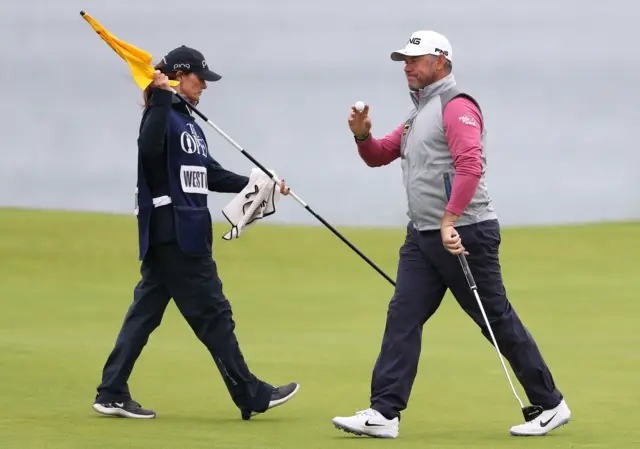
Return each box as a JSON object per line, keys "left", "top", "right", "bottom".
{"left": 221, "top": 167, "right": 280, "bottom": 240}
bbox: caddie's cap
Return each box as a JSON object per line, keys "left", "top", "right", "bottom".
{"left": 160, "top": 45, "right": 222, "bottom": 81}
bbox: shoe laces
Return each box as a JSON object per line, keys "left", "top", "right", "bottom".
{"left": 355, "top": 409, "right": 377, "bottom": 417}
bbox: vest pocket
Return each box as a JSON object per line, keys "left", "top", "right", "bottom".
{"left": 173, "top": 205, "right": 213, "bottom": 256}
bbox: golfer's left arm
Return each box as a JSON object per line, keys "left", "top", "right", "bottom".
{"left": 205, "top": 155, "right": 250, "bottom": 193}
{"left": 441, "top": 97, "right": 484, "bottom": 227}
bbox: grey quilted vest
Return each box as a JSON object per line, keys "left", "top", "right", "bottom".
{"left": 400, "top": 74, "right": 497, "bottom": 230}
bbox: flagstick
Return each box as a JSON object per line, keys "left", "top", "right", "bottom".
{"left": 171, "top": 90, "right": 396, "bottom": 287}
{"left": 77, "top": 10, "right": 393, "bottom": 285}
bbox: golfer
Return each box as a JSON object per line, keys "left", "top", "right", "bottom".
{"left": 332, "top": 31, "right": 570, "bottom": 438}
{"left": 92, "top": 45, "right": 299, "bottom": 420}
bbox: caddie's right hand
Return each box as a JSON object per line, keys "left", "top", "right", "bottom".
{"left": 348, "top": 103, "right": 371, "bottom": 139}
{"left": 151, "top": 70, "right": 172, "bottom": 91}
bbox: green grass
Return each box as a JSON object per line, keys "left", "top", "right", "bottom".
{"left": 0, "top": 207, "right": 639, "bottom": 448}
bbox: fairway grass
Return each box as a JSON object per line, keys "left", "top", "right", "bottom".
{"left": 1, "top": 208, "right": 639, "bottom": 448}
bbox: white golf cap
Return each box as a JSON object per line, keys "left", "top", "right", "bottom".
{"left": 390, "top": 30, "right": 453, "bottom": 62}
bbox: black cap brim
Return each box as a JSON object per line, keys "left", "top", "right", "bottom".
{"left": 198, "top": 69, "right": 222, "bottom": 82}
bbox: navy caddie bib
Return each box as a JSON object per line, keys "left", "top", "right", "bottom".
{"left": 136, "top": 107, "right": 213, "bottom": 260}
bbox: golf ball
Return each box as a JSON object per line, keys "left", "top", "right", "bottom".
{"left": 355, "top": 101, "right": 365, "bottom": 112}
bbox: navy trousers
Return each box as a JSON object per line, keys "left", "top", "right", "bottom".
{"left": 370, "top": 219, "right": 563, "bottom": 419}
{"left": 95, "top": 240, "right": 272, "bottom": 413}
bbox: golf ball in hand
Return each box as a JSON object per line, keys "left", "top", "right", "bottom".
{"left": 355, "top": 101, "right": 365, "bottom": 112}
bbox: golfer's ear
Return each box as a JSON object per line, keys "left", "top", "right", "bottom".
{"left": 439, "top": 54, "right": 447, "bottom": 70}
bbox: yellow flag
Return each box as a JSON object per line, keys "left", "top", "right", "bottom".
{"left": 80, "top": 11, "right": 179, "bottom": 90}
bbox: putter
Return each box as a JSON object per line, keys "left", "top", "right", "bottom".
{"left": 443, "top": 173, "right": 543, "bottom": 422}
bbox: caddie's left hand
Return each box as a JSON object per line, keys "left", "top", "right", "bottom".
{"left": 441, "top": 224, "right": 468, "bottom": 256}
{"left": 279, "top": 179, "right": 290, "bottom": 195}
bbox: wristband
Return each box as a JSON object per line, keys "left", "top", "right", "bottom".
{"left": 354, "top": 133, "right": 370, "bottom": 142}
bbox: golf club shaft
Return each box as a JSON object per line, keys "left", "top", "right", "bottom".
{"left": 443, "top": 173, "right": 523, "bottom": 408}
{"left": 173, "top": 92, "right": 396, "bottom": 287}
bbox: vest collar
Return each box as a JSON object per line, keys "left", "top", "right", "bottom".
{"left": 171, "top": 94, "right": 195, "bottom": 116}
{"left": 410, "top": 73, "right": 456, "bottom": 107}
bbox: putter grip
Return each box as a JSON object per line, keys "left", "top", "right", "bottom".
{"left": 443, "top": 173, "right": 477, "bottom": 290}
{"left": 457, "top": 252, "right": 477, "bottom": 289}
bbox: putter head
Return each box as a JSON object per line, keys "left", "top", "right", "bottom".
{"left": 522, "top": 405, "right": 544, "bottom": 422}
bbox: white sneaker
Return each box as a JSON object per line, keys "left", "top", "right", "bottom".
{"left": 509, "top": 399, "right": 571, "bottom": 436}
{"left": 332, "top": 408, "right": 399, "bottom": 439}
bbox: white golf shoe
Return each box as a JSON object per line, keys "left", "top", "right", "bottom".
{"left": 332, "top": 408, "right": 399, "bottom": 439}
{"left": 509, "top": 399, "right": 571, "bottom": 436}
